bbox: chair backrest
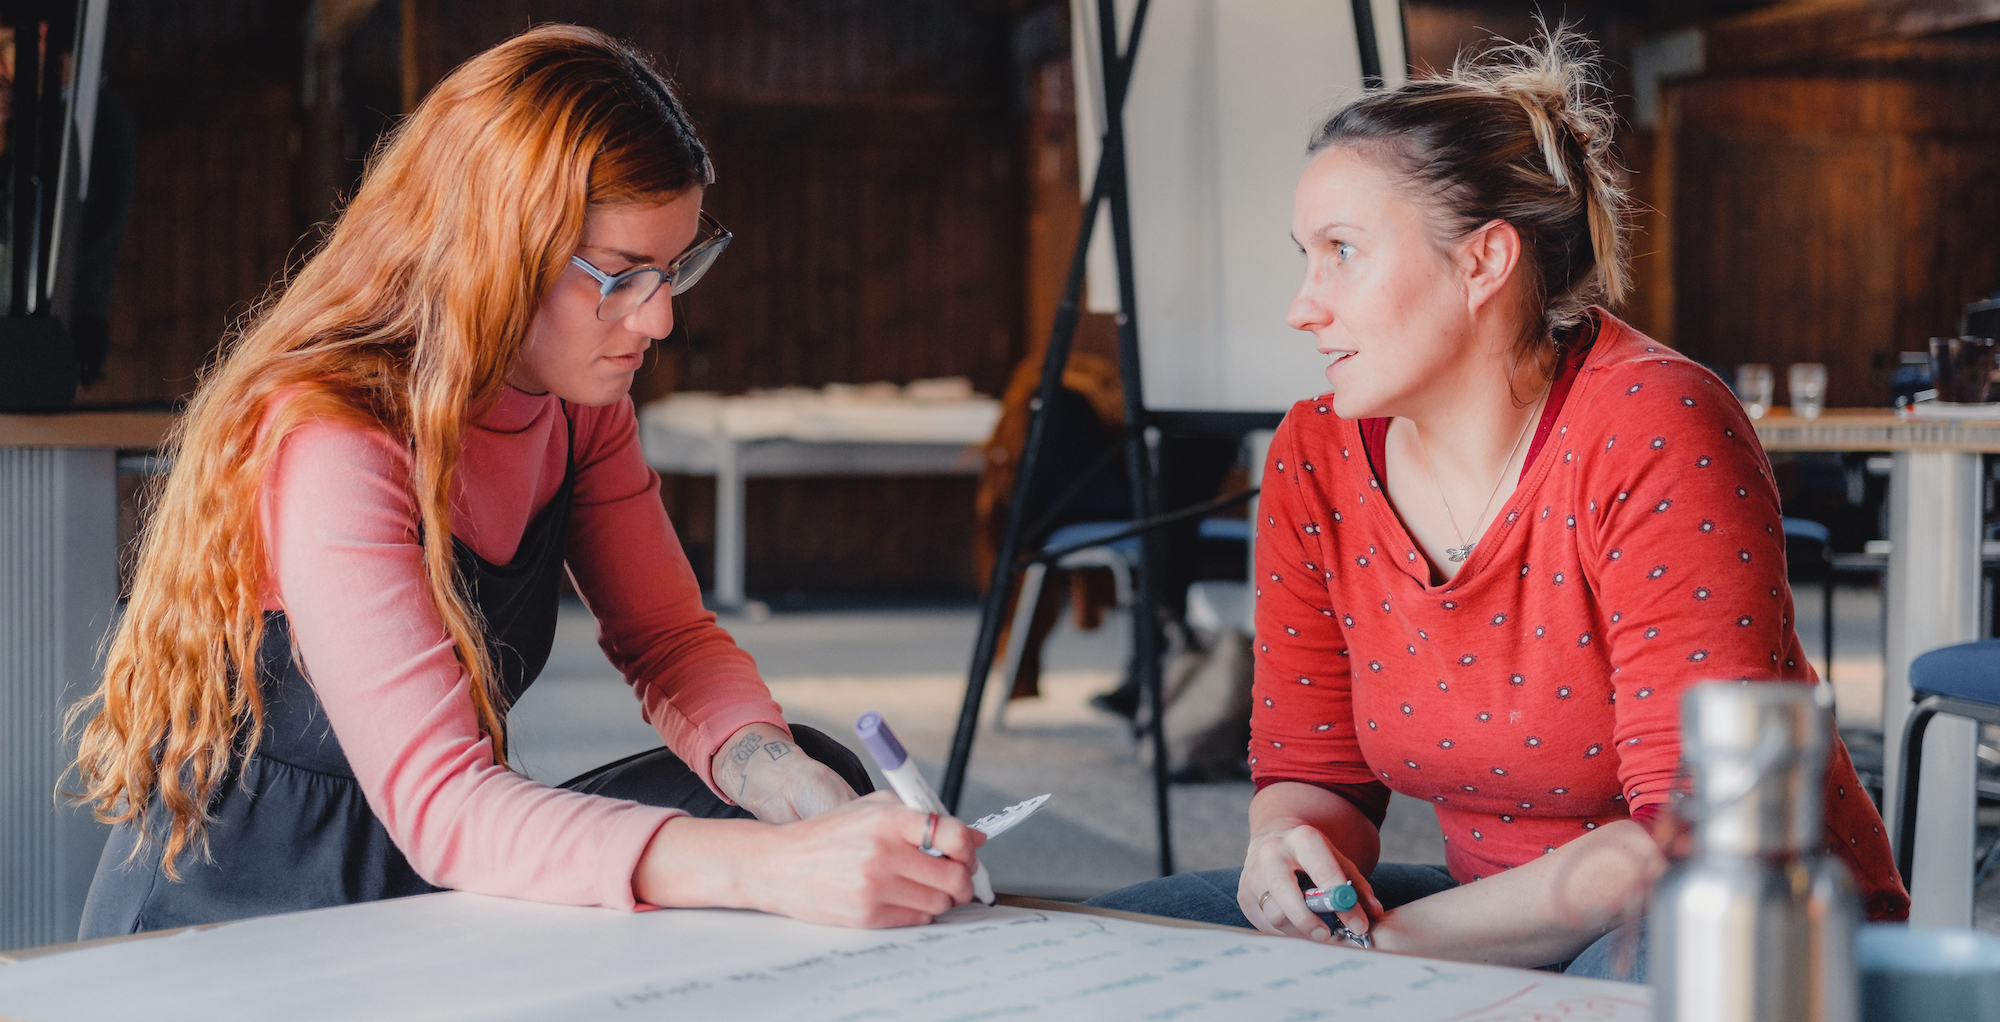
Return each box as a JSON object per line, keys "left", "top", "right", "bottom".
{"left": 1015, "top": 387, "right": 1131, "bottom": 528}
{"left": 1245, "top": 429, "right": 1276, "bottom": 587}
{"left": 1781, "top": 517, "right": 1834, "bottom": 577}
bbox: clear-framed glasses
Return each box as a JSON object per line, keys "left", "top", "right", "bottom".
{"left": 569, "top": 210, "right": 732, "bottom": 321}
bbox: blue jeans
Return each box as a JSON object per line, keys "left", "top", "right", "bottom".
{"left": 1084, "top": 866, "right": 1647, "bottom": 983}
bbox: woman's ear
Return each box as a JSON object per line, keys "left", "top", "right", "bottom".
{"left": 1456, "top": 218, "right": 1523, "bottom": 315}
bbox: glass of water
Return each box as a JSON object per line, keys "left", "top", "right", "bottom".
{"left": 1735, "top": 364, "right": 1775, "bottom": 419}
{"left": 1789, "top": 363, "right": 1828, "bottom": 420}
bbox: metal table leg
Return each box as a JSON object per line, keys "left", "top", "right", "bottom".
{"left": 1883, "top": 448, "right": 1982, "bottom": 926}
{"left": 712, "top": 436, "right": 746, "bottom": 610}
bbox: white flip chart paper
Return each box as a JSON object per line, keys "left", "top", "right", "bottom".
{"left": 0, "top": 892, "right": 1650, "bottom": 1021}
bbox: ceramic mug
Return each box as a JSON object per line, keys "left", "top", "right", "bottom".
{"left": 1928, "top": 336, "right": 1998, "bottom": 404}
{"left": 1857, "top": 925, "right": 2000, "bottom": 1022}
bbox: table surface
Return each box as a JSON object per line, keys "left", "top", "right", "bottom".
{"left": 0, "top": 891, "right": 1651, "bottom": 1022}
{"left": 1752, "top": 407, "right": 2000, "bottom": 452}
{"left": 643, "top": 391, "right": 1002, "bottom": 445}
{"left": 7, "top": 406, "right": 1991, "bottom": 455}
{"left": 0, "top": 410, "right": 176, "bottom": 448}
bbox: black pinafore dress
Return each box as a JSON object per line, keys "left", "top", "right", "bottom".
{"left": 78, "top": 411, "right": 584, "bottom": 938}
{"left": 78, "top": 408, "right": 872, "bottom": 941}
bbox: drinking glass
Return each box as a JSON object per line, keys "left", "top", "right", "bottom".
{"left": 1930, "top": 336, "right": 1999, "bottom": 404}
{"left": 1735, "top": 364, "right": 1774, "bottom": 419}
{"left": 1788, "top": 363, "right": 1828, "bottom": 420}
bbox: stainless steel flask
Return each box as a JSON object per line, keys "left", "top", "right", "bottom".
{"left": 1650, "top": 682, "right": 1859, "bottom": 1022}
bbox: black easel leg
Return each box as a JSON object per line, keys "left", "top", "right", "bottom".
{"left": 1094, "top": 0, "right": 1172, "bottom": 878}
{"left": 940, "top": 0, "right": 1157, "bottom": 815}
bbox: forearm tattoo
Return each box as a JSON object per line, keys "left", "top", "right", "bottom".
{"left": 723, "top": 730, "right": 795, "bottom": 802}
{"left": 727, "top": 731, "right": 794, "bottom": 771}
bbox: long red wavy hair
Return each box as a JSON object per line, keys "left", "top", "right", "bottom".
{"left": 69, "top": 24, "right": 709, "bottom": 876}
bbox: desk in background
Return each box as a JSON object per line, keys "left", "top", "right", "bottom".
{"left": 1, "top": 411, "right": 175, "bottom": 952}
{"left": 639, "top": 386, "right": 1002, "bottom": 609}
{"left": 1753, "top": 407, "right": 2000, "bottom": 927}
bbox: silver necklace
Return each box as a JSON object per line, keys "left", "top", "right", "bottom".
{"left": 1419, "top": 391, "right": 1545, "bottom": 563}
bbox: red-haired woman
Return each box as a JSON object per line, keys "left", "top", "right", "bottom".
{"left": 71, "top": 25, "right": 982, "bottom": 939}
{"left": 1087, "top": 27, "right": 1906, "bottom": 979}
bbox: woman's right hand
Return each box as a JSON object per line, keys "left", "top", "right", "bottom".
{"left": 1239, "top": 818, "right": 1383, "bottom": 944}
{"left": 634, "top": 790, "right": 986, "bottom": 928}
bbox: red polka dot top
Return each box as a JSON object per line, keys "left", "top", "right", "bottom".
{"left": 1250, "top": 311, "right": 1909, "bottom": 920}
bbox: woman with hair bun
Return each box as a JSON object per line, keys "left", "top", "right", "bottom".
{"left": 1088, "top": 26, "right": 1905, "bottom": 977}
{"left": 70, "top": 25, "right": 983, "bottom": 939}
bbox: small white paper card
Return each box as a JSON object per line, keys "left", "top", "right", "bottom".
{"left": 968, "top": 792, "right": 1051, "bottom": 840}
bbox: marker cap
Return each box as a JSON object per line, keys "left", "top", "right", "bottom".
{"left": 1304, "top": 883, "right": 1359, "bottom": 913}
{"left": 854, "top": 712, "right": 908, "bottom": 770}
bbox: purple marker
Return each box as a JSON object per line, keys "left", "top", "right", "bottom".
{"left": 855, "top": 712, "right": 994, "bottom": 904}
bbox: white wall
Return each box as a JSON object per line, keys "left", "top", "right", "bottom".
{"left": 1072, "top": 0, "right": 1406, "bottom": 413}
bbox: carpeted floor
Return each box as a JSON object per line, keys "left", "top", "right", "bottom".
{"left": 507, "top": 598, "right": 1449, "bottom": 901}
{"left": 507, "top": 581, "right": 2000, "bottom": 926}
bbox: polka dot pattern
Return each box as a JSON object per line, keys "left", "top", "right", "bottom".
{"left": 1244, "top": 313, "right": 1906, "bottom": 912}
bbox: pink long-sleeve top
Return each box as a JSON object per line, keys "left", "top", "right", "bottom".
{"left": 258, "top": 385, "right": 786, "bottom": 910}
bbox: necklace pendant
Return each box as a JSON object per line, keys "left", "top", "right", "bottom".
{"left": 1446, "top": 542, "right": 1474, "bottom": 563}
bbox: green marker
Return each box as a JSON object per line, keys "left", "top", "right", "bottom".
{"left": 1304, "top": 883, "right": 1358, "bottom": 914}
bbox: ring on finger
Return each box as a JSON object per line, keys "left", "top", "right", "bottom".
{"left": 1257, "top": 891, "right": 1273, "bottom": 913}
{"left": 920, "top": 812, "right": 940, "bottom": 854}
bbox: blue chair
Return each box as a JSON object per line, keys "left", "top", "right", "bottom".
{"left": 993, "top": 518, "right": 1248, "bottom": 727}
{"left": 1195, "top": 517, "right": 1250, "bottom": 546}
{"left": 992, "top": 522, "right": 1140, "bottom": 728}
{"left": 1897, "top": 640, "right": 2000, "bottom": 886}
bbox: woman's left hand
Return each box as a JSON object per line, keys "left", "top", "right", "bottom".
{"left": 712, "top": 723, "right": 859, "bottom": 823}
{"left": 1241, "top": 820, "right": 1382, "bottom": 944}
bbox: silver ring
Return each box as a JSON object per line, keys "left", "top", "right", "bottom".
{"left": 920, "top": 812, "right": 939, "bottom": 853}
{"left": 1257, "top": 891, "right": 1273, "bottom": 913}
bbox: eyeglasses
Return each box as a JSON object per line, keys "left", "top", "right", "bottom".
{"left": 569, "top": 210, "right": 732, "bottom": 321}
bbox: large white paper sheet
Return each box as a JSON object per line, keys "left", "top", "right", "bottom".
{"left": 1071, "top": 0, "right": 1410, "bottom": 414}
{"left": 0, "top": 892, "right": 1650, "bottom": 1021}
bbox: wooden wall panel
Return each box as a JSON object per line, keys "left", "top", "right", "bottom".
{"left": 1674, "top": 131, "right": 1898, "bottom": 407}
{"left": 1677, "top": 74, "right": 2000, "bottom": 136}
{"left": 1669, "top": 74, "right": 2000, "bottom": 407}
{"left": 1020, "top": 54, "right": 1119, "bottom": 367}
{"left": 1894, "top": 137, "right": 2000, "bottom": 348}
{"left": 742, "top": 478, "right": 978, "bottom": 597}
{"left": 653, "top": 476, "right": 979, "bottom": 599}
{"left": 675, "top": 103, "right": 1022, "bottom": 397}
{"left": 90, "top": 0, "right": 311, "bottom": 405}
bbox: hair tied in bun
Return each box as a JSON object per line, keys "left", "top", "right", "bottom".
{"left": 1305, "top": 17, "right": 1629, "bottom": 373}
